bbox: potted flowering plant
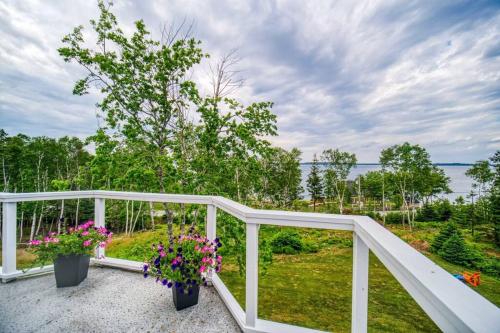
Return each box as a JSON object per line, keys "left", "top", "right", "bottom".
{"left": 28, "top": 220, "right": 112, "bottom": 287}
{"left": 144, "top": 234, "right": 222, "bottom": 310}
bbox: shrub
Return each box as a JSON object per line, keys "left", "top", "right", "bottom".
{"left": 478, "top": 258, "right": 500, "bottom": 278}
{"left": 385, "top": 212, "right": 405, "bottom": 224}
{"left": 271, "top": 230, "right": 303, "bottom": 254}
{"left": 438, "top": 233, "right": 470, "bottom": 266}
{"left": 431, "top": 222, "right": 458, "bottom": 253}
{"left": 303, "top": 240, "right": 320, "bottom": 253}
{"left": 416, "top": 204, "right": 436, "bottom": 222}
{"left": 366, "top": 211, "right": 382, "bottom": 222}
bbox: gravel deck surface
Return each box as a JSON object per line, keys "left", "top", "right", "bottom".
{"left": 0, "top": 267, "right": 241, "bottom": 333}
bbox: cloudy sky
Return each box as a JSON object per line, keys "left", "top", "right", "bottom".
{"left": 1, "top": 0, "right": 499, "bottom": 162}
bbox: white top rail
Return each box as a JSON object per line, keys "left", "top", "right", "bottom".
{"left": 1, "top": 190, "right": 499, "bottom": 332}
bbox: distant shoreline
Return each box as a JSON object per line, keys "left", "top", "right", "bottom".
{"left": 300, "top": 162, "right": 474, "bottom": 166}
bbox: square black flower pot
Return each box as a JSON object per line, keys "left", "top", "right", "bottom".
{"left": 172, "top": 285, "right": 199, "bottom": 310}
{"left": 53, "top": 254, "right": 90, "bottom": 288}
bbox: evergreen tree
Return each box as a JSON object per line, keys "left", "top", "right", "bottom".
{"left": 439, "top": 233, "right": 470, "bottom": 266}
{"left": 490, "top": 151, "right": 500, "bottom": 246}
{"left": 431, "top": 222, "right": 458, "bottom": 253}
{"left": 307, "top": 154, "right": 323, "bottom": 211}
{"left": 450, "top": 202, "right": 468, "bottom": 226}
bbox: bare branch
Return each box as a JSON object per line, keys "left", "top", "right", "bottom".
{"left": 210, "top": 49, "right": 245, "bottom": 99}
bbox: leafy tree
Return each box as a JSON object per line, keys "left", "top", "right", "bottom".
{"left": 466, "top": 160, "right": 494, "bottom": 197}
{"left": 58, "top": 1, "right": 205, "bottom": 240}
{"left": 321, "top": 149, "right": 357, "bottom": 213}
{"left": 380, "top": 142, "right": 449, "bottom": 227}
{"left": 259, "top": 147, "right": 303, "bottom": 207}
{"left": 306, "top": 154, "right": 323, "bottom": 211}
{"left": 58, "top": 1, "right": 277, "bottom": 242}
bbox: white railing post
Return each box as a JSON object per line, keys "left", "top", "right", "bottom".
{"left": 352, "top": 232, "right": 369, "bottom": 333}
{"left": 246, "top": 222, "right": 259, "bottom": 328}
{"left": 2, "top": 202, "right": 17, "bottom": 281}
{"left": 206, "top": 204, "right": 216, "bottom": 241}
{"left": 94, "top": 198, "right": 105, "bottom": 259}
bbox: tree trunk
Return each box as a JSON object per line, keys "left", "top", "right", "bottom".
{"left": 57, "top": 200, "right": 65, "bottom": 234}
{"left": 125, "top": 200, "right": 130, "bottom": 235}
{"left": 130, "top": 201, "right": 143, "bottom": 235}
{"left": 75, "top": 198, "right": 80, "bottom": 227}
{"left": 190, "top": 208, "right": 198, "bottom": 232}
{"left": 35, "top": 202, "right": 44, "bottom": 236}
{"left": 19, "top": 209, "right": 24, "bottom": 242}
{"left": 180, "top": 203, "right": 186, "bottom": 236}
{"left": 29, "top": 206, "right": 37, "bottom": 241}
{"left": 129, "top": 201, "right": 135, "bottom": 236}
{"left": 149, "top": 201, "right": 155, "bottom": 230}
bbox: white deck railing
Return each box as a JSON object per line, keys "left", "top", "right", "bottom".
{"left": 1, "top": 191, "right": 499, "bottom": 333}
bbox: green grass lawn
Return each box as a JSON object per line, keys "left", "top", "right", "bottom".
{"left": 3, "top": 223, "right": 499, "bottom": 332}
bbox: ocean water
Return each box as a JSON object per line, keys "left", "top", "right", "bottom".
{"left": 300, "top": 164, "right": 473, "bottom": 202}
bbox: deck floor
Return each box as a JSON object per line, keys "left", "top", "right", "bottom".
{"left": 0, "top": 267, "right": 241, "bottom": 333}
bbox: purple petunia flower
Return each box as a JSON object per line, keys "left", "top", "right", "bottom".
{"left": 143, "top": 273, "right": 149, "bottom": 278}
{"left": 167, "top": 282, "right": 173, "bottom": 288}
{"left": 162, "top": 279, "right": 168, "bottom": 286}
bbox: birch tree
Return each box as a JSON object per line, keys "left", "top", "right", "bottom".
{"left": 321, "top": 149, "right": 357, "bottom": 214}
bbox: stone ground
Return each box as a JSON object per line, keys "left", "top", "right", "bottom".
{"left": 0, "top": 267, "right": 241, "bottom": 333}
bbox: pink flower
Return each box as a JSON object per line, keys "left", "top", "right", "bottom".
{"left": 29, "top": 240, "right": 41, "bottom": 246}
{"left": 199, "top": 266, "right": 206, "bottom": 273}
{"left": 44, "top": 237, "right": 50, "bottom": 242}
{"left": 51, "top": 238, "right": 60, "bottom": 243}
{"left": 99, "top": 242, "right": 106, "bottom": 248}
{"left": 87, "top": 220, "right": 94, "bottom": 226}
{"left": 217, "top": 255, "right": 223, "bottom": 263}
{"left": 82, "top": 231, "right": 89, "bottom": 236}
{"left": 83, "top": 240, "right": 92, "bottom": 247}
{"left": 159, "top": 251, "right": 166, "bottom": 257}
{"left": 172, "top": 259, "right": 178, "bottom": 265}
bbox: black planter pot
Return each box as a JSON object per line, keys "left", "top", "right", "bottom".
{"left": 53, "top": 254, "right": 90, "bottom": 288}
{"left": 172, "top": 285, "right": 199, "bottom": 310}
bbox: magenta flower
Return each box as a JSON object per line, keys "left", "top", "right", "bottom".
{"left": 83, "top": 240, "right": 92, "bottom": 247}
{"left": 82, "top": 231, "right": 89, "bottom": 236}
{"left": 199, "top": 266, "right": 207, "bottom": 273}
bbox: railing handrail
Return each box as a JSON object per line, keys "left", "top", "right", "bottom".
{"left": 1, "top": 190, "right": 499, "bottom": 333}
